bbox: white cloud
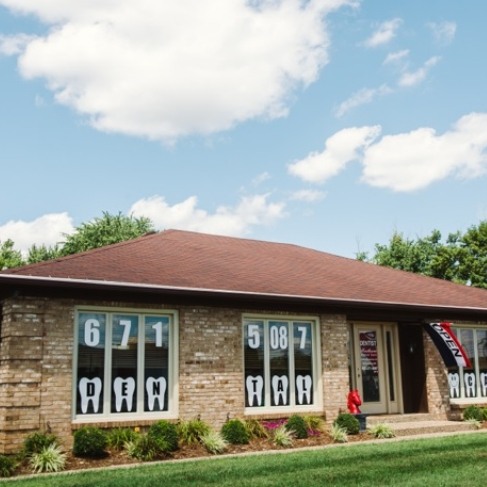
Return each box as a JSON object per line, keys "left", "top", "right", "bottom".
{"left": 252, "top": 172, "right": 271, "bottom": 186}
{"left": 0, "top": 213, "right": 74, "bottom": 254}
{"left": 362, "top": 113, "right": 487, "bottom": 191}
{"left": 129, "top": 193, "right": 286, "bottom": 236}
{"left": 290, "top": 189, "right": 326, "bottom": 202}
{"left": 290, "top": 113, "right": 487, "bottom": 192}
{"left": 0, "top": 33, "right": 36, "bottom": 55}
{"left": 335, "top": 84, "right": 392, "bottom": 117}
{"left": 288, "top": 126, "right": 381, "bottom": 183}
{"left": 383, "top": 49, "right": 409, "bottom": 65}
{"left": 427, "top": 21, "right": 456, "bottom": 46}
{"left": 398, "top": 56, "right": 440, "bottom": 87}
{"left": 1, "top": 0, "right": 354, "bottom": 142}
{"left": 364, "top": 18, "right": 402, "bottom": 48}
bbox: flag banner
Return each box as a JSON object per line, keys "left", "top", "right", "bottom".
{"left": 424, "top": 322, "right": 471, "bottom": 368}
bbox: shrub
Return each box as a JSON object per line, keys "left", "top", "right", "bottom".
{"left": 463, "top": 405, "right": 484, "bottom": 422}
{"left": 22, "top": 431, "right": 58, "bottom": 457}
{"left": 273, "top": 425, "right": 294, "bottom": 447}
{"left": 482, "top": 408, "right": 487, "bottom": 421}
{"left": 107, "top": 428, "right": 140, "bottom": 451}
{"left": 200, "top": 430, "right": 228, "bottom": 454}
{"left": 285, "top": 415, "right": 308, "bottom": 439}
{"left": 0, "top": 455, "right": 17, "bottom": 478}
{"left": 30, "top": 444, "right": 66, "bottom": 473}
{"left": 370, "top": 423, "right": 395, "bottom": 439}
{"left": 148, "top": 420, "right": 179, "bottom": 452}
{"left": 125, "top": 435, "right": 160, "bottom": 462}
{"left": 221, "top": 419, "right": 250, "bottom": 445}
{"left": 73, "top": 426, "right": 107, "bottom": 458}
{"left": 303, "top": 415, "right": 325, "bottom": 433}
{"left": 329, "top": 424, "right": 348, "bottom": 443}
{"left": 243, "top": 419, "right": 269, "bottom": 439}
{"left": 466, "top": 418, "right": 482, "bottom": 430}
{"left": 177, "top": 419, "right": 211, "bottom": 445}
{"left": 334, "top": 413, "right": 360, "bottom": 435}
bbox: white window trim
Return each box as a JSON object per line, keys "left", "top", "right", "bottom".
{"left": 72, "top": 306, "right": 179, "bottom": 423}
{"left": 243, "top": 314, "right": 322, "bottom": 415}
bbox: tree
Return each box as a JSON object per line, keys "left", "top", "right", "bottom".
{"left": 0, "top": 212, "right": 155, "bottom": 269}
{"left": 457, "top": 220, "right": 487, "bottom": 289}
{"left": 358, "top": 221, "right": 487, "bottom": 289}
{"left": 60, "top": 212, "right": 154, "bottom": 256}
{"left": 0, "top": 239, "right": 23, "bottom": 270}
{"left": 27, "top": 244, "right": 62, "bottom": 264}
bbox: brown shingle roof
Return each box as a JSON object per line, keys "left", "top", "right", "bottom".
{"left": 2, "top": 229, "right": 487, "bottom": 310}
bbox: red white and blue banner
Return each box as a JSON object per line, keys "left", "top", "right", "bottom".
{"left": 424, "top": 322, "right": 471, "bottom": 368}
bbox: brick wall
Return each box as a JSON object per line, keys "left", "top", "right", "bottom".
{"left": 1, "top": 297, "right": 352, "bottom": 453}
{"left": 178, "top": 307, "right": 243, "bottom": 424}
{"left": 2, "top": 295, "right": 467, "bottom": 454}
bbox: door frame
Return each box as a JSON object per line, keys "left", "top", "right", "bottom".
{"left": 350, "top": 322, "right": 403, "bottom": 415}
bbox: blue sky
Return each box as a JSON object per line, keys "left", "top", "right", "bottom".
{"left": 1, "top": 0, "right": 486, "bottom": 259}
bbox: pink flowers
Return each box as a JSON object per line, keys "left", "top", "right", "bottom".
{"left": 262, "top": 419, "right": 287, "bottom": 430}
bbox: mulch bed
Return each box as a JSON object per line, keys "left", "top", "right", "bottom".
{"left": 15, "top": 431, "right": 373, "bottom": 476}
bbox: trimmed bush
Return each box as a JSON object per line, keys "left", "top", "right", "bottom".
{"left": 22, "top": 431, "right": 58, "bottom": 457}
{"left": 73, "top": 426, "right": 107, "bottom": 458}
{"left": 0, "top": 455, "right": 17, "bottom": 478}
{"left": 333, "top": 413, "right": 360, "bottom": 435}
{"left": 221, "top": 419, "right": 250, "bottom": 445}
{"left": 285, "top": 415, "right": 309, "bottom": 439}
{"left": 148, "top": 420, "right": 179, "bottom": 452}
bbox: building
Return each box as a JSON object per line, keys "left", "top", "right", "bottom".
{"left": 0, "top": 229, "right": 486, "bottom": 453}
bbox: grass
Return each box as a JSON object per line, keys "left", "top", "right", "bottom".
{"left": 4, "top": 433, "right": 487, "bottom": 486}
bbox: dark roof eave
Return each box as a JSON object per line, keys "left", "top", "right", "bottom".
{"left": 1, "top": 274, "right": 487, "bottom": 319}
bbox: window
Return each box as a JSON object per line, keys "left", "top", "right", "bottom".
{"left": 244, "top": 317, "right": 320, "bottom": 411}
{"left": 447, "top": 326, "right": 487, "bottom": 401}
{"left": 74, "top": 308, "right": 178, "bottom": 420}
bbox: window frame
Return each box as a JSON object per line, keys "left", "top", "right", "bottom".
{"left": 448, "top": 324, "right": 487, "bottom": 404}
{"left": 242, "top": 314, "right": 322, "bottom": 415}
{"left": 72, "top": 306, "right": 179, "bottom": 423}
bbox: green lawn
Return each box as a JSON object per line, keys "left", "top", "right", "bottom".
{"left": 4, "top": 433, "right": 487, "bottom": 487}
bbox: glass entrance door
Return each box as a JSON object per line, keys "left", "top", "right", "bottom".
{"left": 353, "top": 323, "right": 401, "bottom": 414}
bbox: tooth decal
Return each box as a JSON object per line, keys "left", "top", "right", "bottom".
{"left": 481, "top": 373, "right": 487, "bottom": 397}
{"left": 113, "top": 377, "right": 136, "bottom": 412}
{"left": 464, "top": 372, "right": 476, "bottom": 397}
{"left": 271, "top": 375, "right": 289, "bottom": 406}
{"left": 296, "top": 375, "right": 312, "bottom": 405}
{"left": 78, "top": 377, "right": 102, "bottom": 414}
{"left": 448, "top": 372, "right": 460, "bottom": 398}
{"left": 246, "top": 375, "right": 264, "bottom": 406}
{"left": 146, "top": 377, "right": 167, "bottom": 411}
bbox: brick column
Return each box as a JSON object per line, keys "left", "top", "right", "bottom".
{"left": 0, "top": 298, "right": 44, "bottom": 453}
{"left": 320, "top": 314, "right": 349, "bottom": 422}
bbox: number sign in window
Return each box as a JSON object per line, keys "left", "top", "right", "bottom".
{"left": 75, "top": 310, "right": 176, "bottom": 418}
{"left": 244, "top": 318, "right": 316, "bottom": 409}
